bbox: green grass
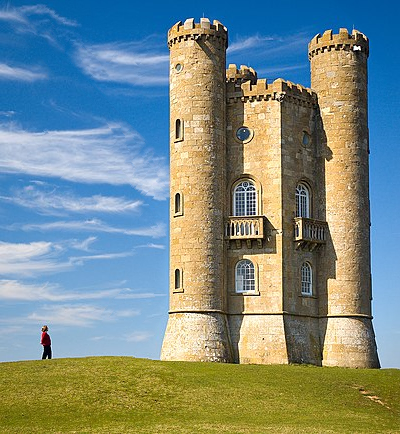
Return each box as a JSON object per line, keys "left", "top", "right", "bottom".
{"left": 0, "top": 357, "right": 399, "bottom": 433}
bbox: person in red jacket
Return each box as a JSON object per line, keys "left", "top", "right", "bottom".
{"left": 40, "top": 325, "right": 52, "bottom": 359}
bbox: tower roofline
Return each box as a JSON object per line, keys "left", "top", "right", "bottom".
{"left": 308, "top": 28, "right": 369, "bottom": 58}
{"left": 227, "top": 77, "right": 317, "bottom": 107}
{"left": 168, "top": 18, "right": 228, "bottom": 49}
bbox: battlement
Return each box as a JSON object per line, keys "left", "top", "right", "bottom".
{"left": 227, "top": 77, "right": 316, "bottom": 107}
{"left": 308, "top": 28, "right": 369, "bottom": 58}
{"left": 226, "top": 64, "right": 257, "bottom": 84}
{"left": 168, "top": 18, "right": 228, "bottom": 49}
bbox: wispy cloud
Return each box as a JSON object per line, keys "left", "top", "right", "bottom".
{"left": 122, "top": 331, "right": 153, "bottom": 342}
{"left": 18, "top": 5, "right": 78, "bottom": 27}
{"left": 0, "top": 279, "right": 165, "bottom": 302}
{"left": 0, "top": 111, "right": 16, "bottom": 118}
{"left": 68, "top": 237, "right": 97, "bottom": 252}
{"left": 0, "top": 122, "right": 168, "bottom": 199}
{"left": 90, "top": 330, "right": 153, "bottom": 342}
{"left": 1, "top": 184, "right": 143, "bottom": 215}
{"left": 18, "top": 219, "right": 166, "bottom": 238}
{"left": 74, "top": 39, "right": 169, "bottom": 86}
{"left": 0, "top": 63, "right": 47, "bottom": 81}
{"left": 0, "top": 4, "right": 78, "bottom": 45}
{"left": 70, "top": 251, "right": 134, "bottom": 265}
{"left": 28, "top": 304, "right": 139, "bottom": 326}
{"left": 0, "top": 240, "right": 144, "bottom": 278}
{"left": 0, "top": 241, "right": 70, "bottom": 277}
{"left": 0, "top": 280, "right": 119, "bottom": 301}
{"left": 136, "top": 243, "right": 165, "bottom": 250}
{"left": 0, "top": 9, "right": 29, "bottom": 24}
{"left": 228, "top": 35, "right": 275, "bottom": 54}
{"left": 227, "top": 32, "right": 310, "bottom": 80}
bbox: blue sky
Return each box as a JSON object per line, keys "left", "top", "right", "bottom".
{"left": 0, "top": 0, "right": 399, "bottom": 368}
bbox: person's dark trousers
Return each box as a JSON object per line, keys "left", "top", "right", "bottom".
{"left": 42, "top": 345, "right": 52, "bottom": 359}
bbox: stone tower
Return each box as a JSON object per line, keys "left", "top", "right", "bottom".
{"left": 161, "top": 18, "right": 233, "bottom": 362}
{"left": 309, "top": 30, "right": 380, "bottom": 368}
{"left": 161, "top": 18, "right": 380, "bottom": 368}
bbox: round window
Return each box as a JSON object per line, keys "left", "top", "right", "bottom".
{"left": 236, "top": 127, "right": 252, "bottom": 142}
{"left": 175, "top": 63, "right": 183, "bottom": 73}
{"left": 302, "top": 131, "right": 311, "bottom": 147}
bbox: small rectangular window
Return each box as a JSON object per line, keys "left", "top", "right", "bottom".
{"left": 174, "top": 191, "right": 183, "bottom": 217}
{"left": 173, "top": 268, "right": 184, "bottom": 293}
{"left": 175, "top": 119, "right": 183, "bottom": 142}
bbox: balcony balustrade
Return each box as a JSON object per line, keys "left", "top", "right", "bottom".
{"left": 294, "top": 217, "right": 328, "bottom": 250}
{"left": 225, "top": 216, "right": 265, "bottom": 248}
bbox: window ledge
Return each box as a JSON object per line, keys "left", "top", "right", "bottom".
{"left": 230, "top": 291, "right": 260, "bottom": 296}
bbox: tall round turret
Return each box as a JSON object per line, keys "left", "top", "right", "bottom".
{"left": 309, "top": 29, "right": 379, "bottom": 367}
{"left": 161, "top": 18, "right": 232, "bottom": 362}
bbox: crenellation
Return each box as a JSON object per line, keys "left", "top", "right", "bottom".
{"left": 226, "top": 63, "right": 257, "bottom": 84}
{"left": 168, "top": 17, "right": 228, "bottom": 49}
{"left": 227, "top": 77, "right": 316, "bottom": 107}
{"left": 309, "top": 28, "right": 369, "bottom": 58}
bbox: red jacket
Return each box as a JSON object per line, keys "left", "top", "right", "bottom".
{"left": 41, "top": 332, "right": 51, "bottom": 346}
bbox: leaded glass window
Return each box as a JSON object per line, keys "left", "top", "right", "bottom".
{"left": 296, "top": 183, "right": 310, "bottom": 218}
{"left": 301, "top": 262, "right": 312, "bottom": 295}
{"left": 234, "top": 180, "right": 257, "bottom": 216}
{"left": 235, "top": 259, "right": 255, "bottom": 293}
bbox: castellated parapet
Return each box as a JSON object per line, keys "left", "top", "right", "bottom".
{"left": 168, "top": 18, "right": 227, "bottom": 48}
{"left": 308, "top": 28, "right": 369, "bottom": 58}
{"left": 161, "top": 20, "right": 380, "bottom": 368}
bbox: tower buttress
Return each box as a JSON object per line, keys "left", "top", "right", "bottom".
{"left": 161, "top": 18, "right": 232, "bottom": 362}
{"left": 309, "top": 29, "right": 379, "bottom": 368}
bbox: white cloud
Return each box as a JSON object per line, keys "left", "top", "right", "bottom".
{"left": 116, "top": 291, "right": 165, "bottom": 300}
{"left": 70, "top": 251, "right": 133, "bottom": 264}
{"left": 227, "top": 32, "right": 310, "bottom": 80}
{"left": 90, "top": 330, "right": 153, "bottom": 342}
{"left": 0, "top": 240, "right": 143, "bottom": 278}
{"left": 0, "top": 280, "right": 119, "bottom": 301}
{"left": 228, "top": 35, "right": 275, "bottom": 54}
{"left": 0, "top": 9, "right": 29, "bottom": 24}
{"left": 0, "top": 111, "right": 16, "bottom": 117}
{"left": 69, "top": 237, "right": 97, "bottom": 252}
{"left": 0, "top": 241, "right": 70, "bottom": 277}
{"left": 74, "top": 40, "right": 169, "bottom": 86}
{"left": 18, "top": 5, "right": 78, "bottom": 27}
{"left": 136, "top": 243, "right": 165, "bottom": 250}
{"left": 28, "top": 304, "right": 140, "bottom": 326}
{"left": 1, "top": 184, "right": 143, "bottom": 215}
{"left": 0, "top": 63, "right": 47, "bottom": 81}
{"left": 0, "top": 4, "right": 77, "bottom": 46}
{"left": 0, "top": 279, "right": 165, "bottom": 302}
{"left": 122, "top": 331, "right": 152, "bottom": 342}
{"left": 0, "top": 122, "right": 168, "bottom": 199}
{"left": 19, "top": 219, "right": 166, "bottom": 238}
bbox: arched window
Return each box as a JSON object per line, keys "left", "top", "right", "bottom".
{"left": 235, "top": 259, "right": 255, "bottom": 293}
{"left": 174, "top": 193, "right": 181, "bottom": 214}
{"left": 175, "top": 119, "right": 183, "bottom": 141}
{"left": 301, "top": 262, "right": 312, "bottom": 295}
{"left": 296, "top": 183, "right": 310, "bottom": 218}
{"left": 174, "top": 268, "right": 181, "bottom": 290}
{"left": 233, "top": 180, "right": 257, "bottom": 216}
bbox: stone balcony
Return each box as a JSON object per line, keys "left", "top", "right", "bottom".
{"left": 294, "top": 217, "right": 328, "bottom": 250}
{"left": 225, "top": 216, "right": 266, "bottom": 248}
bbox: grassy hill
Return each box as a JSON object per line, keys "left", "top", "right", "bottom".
{"left": 0, "top": 357, "right": 399, "bottom": 433}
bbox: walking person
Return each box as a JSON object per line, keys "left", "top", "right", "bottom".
{"left": 40, "top": 325, "right": 52, "bottom": 359}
